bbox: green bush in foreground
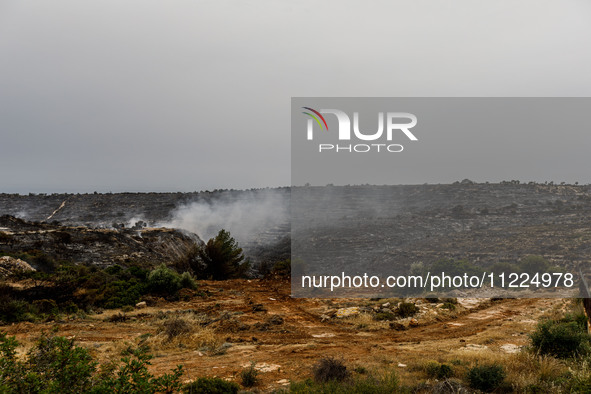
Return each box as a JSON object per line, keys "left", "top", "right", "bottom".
{"left": 466, "top": 364, "right": 506, "bottom": 392}
{"left": 529, "top": 316, "right": 591, "bottom": 359}
{"left": 0, "top": 331, "right": 183, "bottom": 394}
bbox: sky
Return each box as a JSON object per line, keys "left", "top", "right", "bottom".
{"left": 1, "top": 0, "right": 591, "bottom": 193}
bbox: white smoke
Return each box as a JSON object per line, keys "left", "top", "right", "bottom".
{"left": 162, "top": 190, "right": 289, "bottom": 244}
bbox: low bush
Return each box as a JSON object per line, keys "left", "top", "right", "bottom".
{"left": 374, "top": 312, "right": 396, "bottom": 321}
{"left": 396, "top": 302, "right": 419, "bottom": 318}
{"left": 466, "top": 364, "right": 506, "bottom": 392}
{"left": 183, "top": 377, "right": 240, "bottom": 393}
{"left": 272, "top": 259, "right": 291, "bottom": 277}
{"left": 162, "top": 318, "right": 192, "bottom": 340}
{"left": 1, "top": 262, "right": 200, "bottom": 323}
{"left": 425, "top": 361, "right": 453, "bottom": 379}
{"left": 147, "top": 264, "right": 182, "bottom": 295}
{"left": 530, "top": 317, "right": 591, "bottom": 358}
{"left": 0, "top": 297, "right": 38, "bottom": 323}
{"left": 240, "top": 362, "right": 259, "bottom": 387}
{"left": 518, "top": 255, "right": 550, "bottom": 275}
{"left": 313, "top": 357, "right": 350, "bottom": 383}
{"left": 179, "top": 272, "right": 197, "bottom": 290}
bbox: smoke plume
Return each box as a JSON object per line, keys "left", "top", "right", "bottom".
{"left": 162, "top": 189, "right": 289, "bottom": 244}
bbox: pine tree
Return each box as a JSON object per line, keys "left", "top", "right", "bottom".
{"left": 196, "top": 229, "right": 249, "bottom": 279}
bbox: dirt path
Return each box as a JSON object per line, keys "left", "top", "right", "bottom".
{"left": 1, "top": 279, "right": 564, "bottom": 391}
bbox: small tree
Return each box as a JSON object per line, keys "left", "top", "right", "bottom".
{"left": 195, "top": 230, "right": 249, "bottom": 280}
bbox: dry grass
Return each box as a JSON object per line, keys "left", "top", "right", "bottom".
{"left": 345, "top": 313, "right": 389, "bottom": 331}
{"left": 407, "top": 348, "right": 569, "bottom": 391}
{"left": 145, "top": 317, "right": 223, "bottom": 352}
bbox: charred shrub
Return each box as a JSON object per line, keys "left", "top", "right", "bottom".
{"left": 313, "top": 357, "right": 350, "bottom": 383}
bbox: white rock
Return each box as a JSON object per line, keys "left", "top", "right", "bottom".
{"left": 335, "top": 307, "right": 360, "bottom": 318}
{"left": 500, "top": 344, "right": 521, "bottom": 354}
{"left": 312, "top": 333, "right": 335, "bottom": 338}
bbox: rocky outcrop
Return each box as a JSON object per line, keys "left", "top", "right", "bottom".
{"left": 0, "top": 215, "right": 202, "bottom": 269}
{"left": 0, "top": 256, "right": 35, "bottom": 277}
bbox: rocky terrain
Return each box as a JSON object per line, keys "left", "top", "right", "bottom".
{"left": 292, "top": 182, "right": 591, "bottom": 295}
{"left": 0, "top": 215, "right": 201, "bottom": 269}
{"left": 0, "top": 188, "right": 290, "bottom": 262}
{"left": 1, "top": 183, "right": 591, "bottom": 391}
{"left": 0, "top": 278, "right": 575, "bottom": 392}
{"left": 2, "top": 182, "right": 590, "bottom": 279}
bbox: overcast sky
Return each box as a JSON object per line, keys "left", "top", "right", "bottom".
{"left": 1, "top": 1, "right": 591, "bottom": 193}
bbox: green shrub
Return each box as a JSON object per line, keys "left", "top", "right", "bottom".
{"left": 374, "top": 312, "right": 396, "bottom": 321}
{"left": 62, "top": 301, "right": 78, "bottom": 315}
{"left": 530, "top": 318, "right": 591, "bottom": 358}
{"left": 0, "top": 298, "right": 38, "bottom": 323}
{"left": 240, "top": 362, "right": 259, "bottom": 387}
{"left": 32, "top": 299, "right": 58, "bottom": 316}
{"left": 179, "top": 272, "right": 197, "bottom": 290}
{"left": 441, "top": 302, "right": 456, "bottom": 310}
{"left": 183, "top": 377, "right": 240, "bottom": 393}
{"left": 519, "top": 255, "right": 550, "bottom": 275}
{"left": 272, "top": 259, "right": 291, "bottom": 276}
{"left": 467, "top": 364, "right": 506, "bottom": 392}
{"left": 147, "top": 264, "right": 182, "bottom": 295}
{"left": 425, "top": 361, "right": 453, "bottom": 379}
{"left": 396, "top": 302, "right": 419, "bottom": 318}
{"left": 98, "top": 279, "right": 146, "bottom": 309}
{"left": 313, "top": 357, "right": 350, "bottom": 383}
{"left": 92, "top": 345, "right": 183, "bottom": 393}
{"left": 27, "top": 333, "right": 97, "bottom": 393}
{"left": 121, "top": 305, "right": 134, "bottom": 313}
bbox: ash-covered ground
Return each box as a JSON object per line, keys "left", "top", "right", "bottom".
{"left": 2, "top": 182, "right": 591, "bottom": 279}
